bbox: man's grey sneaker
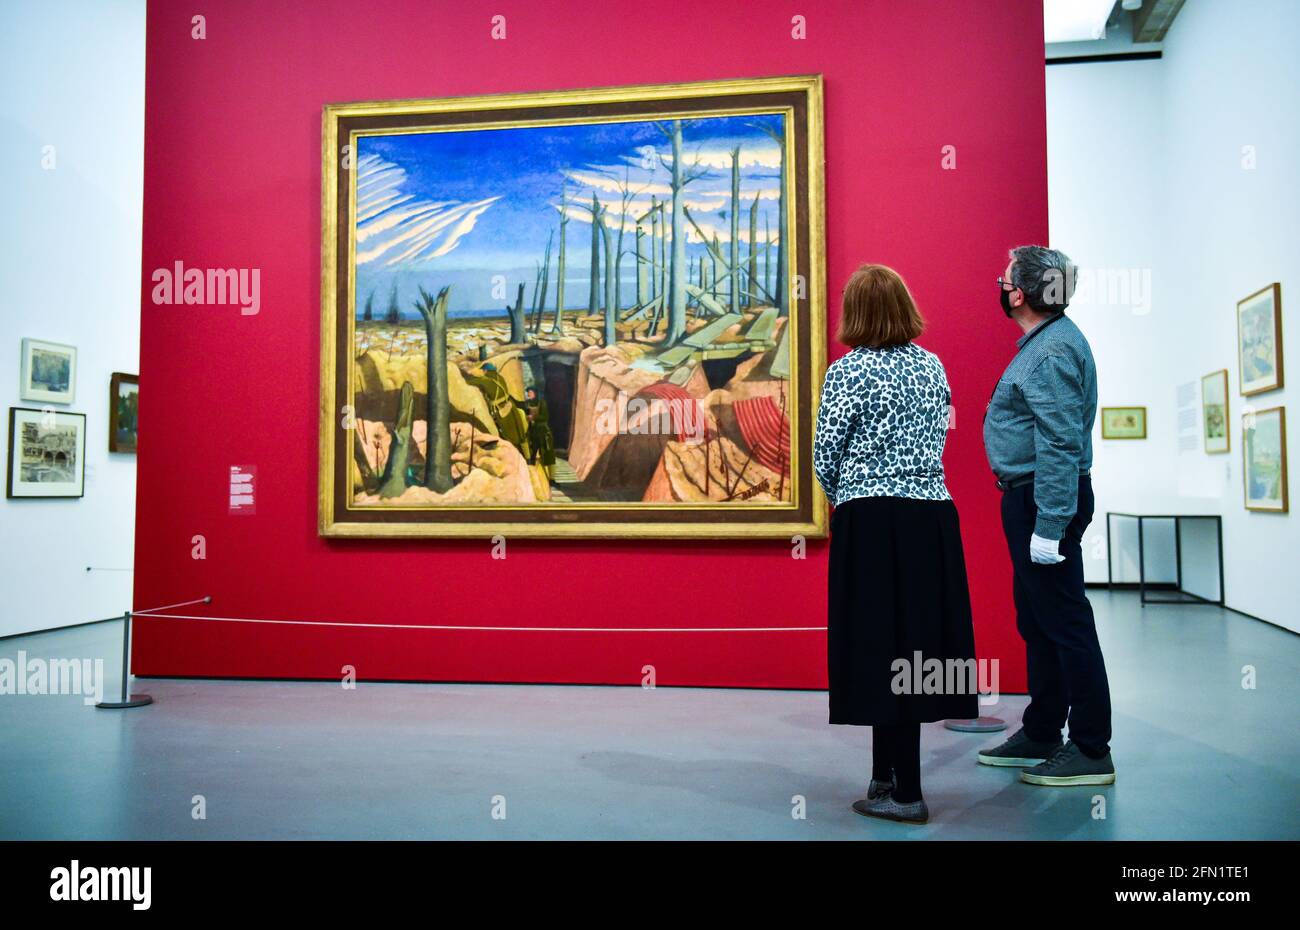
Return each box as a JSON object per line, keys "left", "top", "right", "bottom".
{"left": 977, "top": 727, "right": 1064, "bottom": 767}
{"left": 866, "top": 778, "right": 894, "bottom": 801}
{"left": 852, "top": 795, "right": 930, "bottom": 824}
{"left": 1020, "top": 741, "right": 1116, "bottom": 786}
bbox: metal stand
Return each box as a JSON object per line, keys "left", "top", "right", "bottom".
{"left": 96, "top": 610, "right": 152, "bottom": 709}
{"left": 1106, "top": 512, "right": 1225, "bottom": 608}
{"left": 944, "top": 717, "right": 1006, "bottom": 733}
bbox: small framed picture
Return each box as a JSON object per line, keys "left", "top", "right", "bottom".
{"left": 1101, "top": 406, "right": 1147, "bottom": 440}
{"left": 6, "top": 407, "right": 87, "bottom": 499}
{"left": 1201, "top": 369, "right": 1230, "bottom": 454}
{"left": 1237, "top": 283, "right": 1284, "bottom": 396}
{"left": 19, "top": 338, "right": 77, "bottom": 405}
{"left": 109, "top": 372, "right": 139, "bottom": 453}
{"left": 1243, "top": 406, "right": 1288, "bottom": 513}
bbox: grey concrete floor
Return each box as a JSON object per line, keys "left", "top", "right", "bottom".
{"left": 1, "top": 590, "right": 1296, "bottom": 840}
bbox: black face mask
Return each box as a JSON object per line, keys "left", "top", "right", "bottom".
{"left": 999, "top": 287, "right": 1016, "bottom": 318}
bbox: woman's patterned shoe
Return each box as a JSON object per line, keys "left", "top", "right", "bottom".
{"left": 866, "top": 778, "right": 895, "bottom": 801}
{"left": 852, "top": 795, "right": 930, "bottom": 824}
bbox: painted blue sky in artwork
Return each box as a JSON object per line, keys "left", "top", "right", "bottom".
{"left": 353, "top": 113, "right": 785, "bottom": 316}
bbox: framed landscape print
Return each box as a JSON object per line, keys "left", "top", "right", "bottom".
{"left": 108, "top": 372, "right": 139, "bottom": 453}
{"left": 1237, "top": 283, "right": 1283, "bottom": 395}
{"left": 319, "top": 75, "right": 827, "bottom": 538}
{"left": 1243, "top": 406, "right": 1288, "bottom": 512}
{"left": 1101, "top": 406, "right": 1147, "bottom": 440}
{"left": 19, "top": 338, "right": 77, "bottom": 404}
{"left": 1201, "top": 369, "right": 1230, "bottom": 454}
{"left": 6, "top": 408, "right": 86, "bottom": 499}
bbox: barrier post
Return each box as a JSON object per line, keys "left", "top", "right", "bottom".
{"left": 95, "top": 610, "right": 153, "bottom": 709}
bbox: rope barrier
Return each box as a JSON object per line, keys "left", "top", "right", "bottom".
{"left": 133, "top": 596, "right": 213, "bottom": 616}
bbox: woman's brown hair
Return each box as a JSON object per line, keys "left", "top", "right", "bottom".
{"left": 836, "top": 264, "right": 925, "bottom": 348}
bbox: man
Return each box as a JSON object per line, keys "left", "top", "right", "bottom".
{"left": 524, "top": 386, "right": 556, "bottom": 480}
{"left": 465, "top": 362, "right": 531, "bottom": 462}
{"left": 978, "top": 245, "right": 1115, "bottom": 787}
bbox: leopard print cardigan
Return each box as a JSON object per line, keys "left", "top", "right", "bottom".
{"left": 813, "top": 342, "right": 952, "bottom": 506}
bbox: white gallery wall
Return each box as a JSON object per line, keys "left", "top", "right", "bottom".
{"left": 1048, "top": 0, "right": 1299, "bottom": 631}
{"left": 0, "top": 0, "right": 146, "bottom": 638}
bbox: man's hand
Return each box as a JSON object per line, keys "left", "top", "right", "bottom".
{"left": 1030, "top": 533, "right": 1066, "bottom": 565}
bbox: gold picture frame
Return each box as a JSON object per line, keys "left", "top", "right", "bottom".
{"left": 319, "top": 75, "right": 827, "bottom": 538}
{"left": 1101, "top": 406, "right": 1147, "bottom": 440}
{"left": 108, "top": 372, "right": 139, "bottom": 454}
{"left": 1201, "top": 369, "right": 1229, "bottom": 454}
{"left": 1237, "top": 283, "right": 1283, "bottom": 396}
{"left": 1243, "top": 406, "right": 1288, "bottom": 513}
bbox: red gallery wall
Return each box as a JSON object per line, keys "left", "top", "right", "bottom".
{"left": 134, "top": 0, "right": 1048, "bottom": 690}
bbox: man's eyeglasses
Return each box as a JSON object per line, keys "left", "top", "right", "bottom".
{"left": 997, "top": 277, "right": 1021, "bottom": 291}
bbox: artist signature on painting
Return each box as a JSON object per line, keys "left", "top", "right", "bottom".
{"left": 735, "top": 479, "right": 770, "bottom": 501}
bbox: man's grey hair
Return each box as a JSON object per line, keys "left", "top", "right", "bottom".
{"left": 1009, "top": 245, "right": 1076, "bottom": 312}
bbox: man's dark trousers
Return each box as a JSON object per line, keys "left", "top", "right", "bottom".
{"left": 1001, "top": 475, "right": 1112, "bottom": 758}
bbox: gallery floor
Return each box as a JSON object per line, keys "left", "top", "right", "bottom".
{"left": 1, "top": 591, "right": 1296, "bottom": 840}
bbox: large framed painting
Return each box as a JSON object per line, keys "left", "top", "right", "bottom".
{"left": 319, "top": 76, "right": 827, "bottom": 538}
{"left": 1243, "top": 406, "right": 1288, "bottom": 513}
{"left": 19, "top": 338, "right": 77, "bottom": 405}
{"left": 1201, "top": 369, "right": 1229, "bottom": 454}
{"left": 6, "top": 407, "right": 86, "bottom": 499}
{"left": 1101, "top": 406, "right": 1147, "bottom": 440}
{"left": 108, "top": 372, "right": 139, "bottom": 453}
{"left": 1237, "top": 283, "right": 1283, "bottom": 396}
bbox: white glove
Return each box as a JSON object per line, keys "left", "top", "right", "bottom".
{"left": 1029, "top": 533, "right": 1066, "bottom": 564}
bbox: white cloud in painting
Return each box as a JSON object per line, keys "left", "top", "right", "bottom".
{"left": 618, "top": 140, "right": 783, "bottom": 171}
{"left": 682, "top": 213, "right": 780, "bottom": 247}
{"left": 355, "top": 153, "right": 500, "bottom": 267}
{"left": 563, "top": 167, "right": 673, "bottom": 197}
{"left": 558, "top": 136, "right": 783, "bottom": 246}
{"left": 557, "top": 201, "right": 779, "bottom": 246}
{"left": 692, "top": 186, "right": 781, "bottom": 202}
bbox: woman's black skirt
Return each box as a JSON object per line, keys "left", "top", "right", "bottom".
{"left": 828, "top": 495, "right": 980, "bottom": 726}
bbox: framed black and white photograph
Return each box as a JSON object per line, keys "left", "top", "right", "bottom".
{"left": 5, "top": 407, "right": 87, "bottom": 499}
{"left": 19, "top": 338, "right": 78, "bottom": 405}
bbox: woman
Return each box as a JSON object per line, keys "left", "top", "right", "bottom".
{"left": 814, "top": 264, "right": 978, "bottom": 825}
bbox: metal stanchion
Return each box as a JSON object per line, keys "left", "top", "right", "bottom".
{"left": 96, "top": 610, "right": 153, "bottom": 709}
{"left": 944, "top": 717, "right": 1006, "bottom": 733}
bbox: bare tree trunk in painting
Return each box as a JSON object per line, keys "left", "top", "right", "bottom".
{"left": 507, "top": 282, "right": 527, "bottom": 344}
{"left": 599, "top": 206, "right": 617, "bottom": 347}
{"left": 747, "top": 192, "right": 759, "bottom": 308}
{"left": 552, "top": 186, "right": 568, "bottom": 335}
{"left": 635, "top": 225, "right": 648, "bottom": 308}
{"left": 764, "top": 213, "right": 772, "bottom": 299}
{"left": 414, "top": 285, "right": 454, "bottom": 493}
{"left": 587, "top": 192, "right": 601, "bottom": 319}
{"left": 664, "top": 121, "right": 690, "bottom": 344}
{"left": 756, "top": 121, "right": 788, "bottom": 316}
{"left": 378, "top": 380, "right": 415, "bottom": 498}
{"left": 531, "top": 232, "right": 552, "bottom": 333}
{"left": 729, "top": 147, "right": 740, "bottom": 315}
